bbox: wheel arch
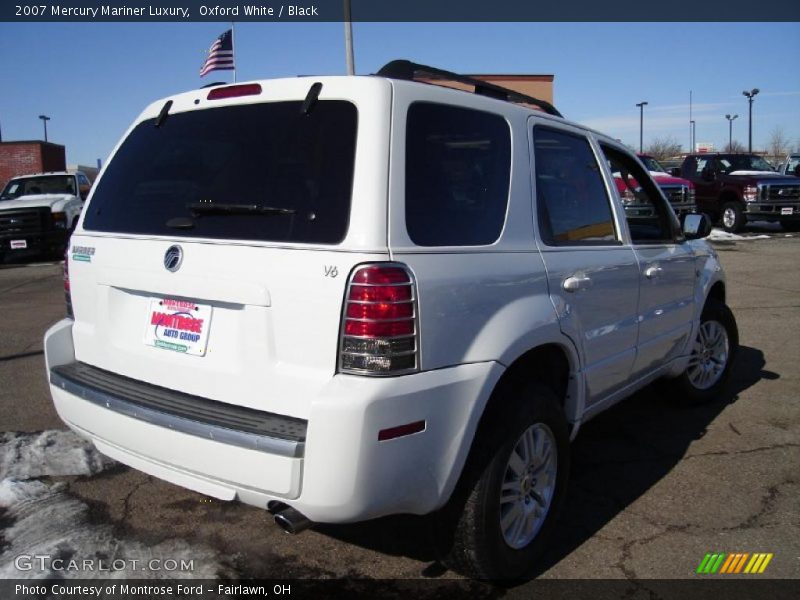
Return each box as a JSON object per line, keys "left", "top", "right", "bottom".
{"left": 476, "top": 342, "right": 580, "bottom": 444}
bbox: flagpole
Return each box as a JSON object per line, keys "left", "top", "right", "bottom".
{"left": 231, "top": 22, "right": 237, "bottom": 82}
{"left": 344, "top": 0, "right": 355, "bottom": 75}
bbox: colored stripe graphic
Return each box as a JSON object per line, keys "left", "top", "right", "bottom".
{"left": 719, "top": 554, "right": 736, "bottom": 573}
{"left": 699, "top": 552, "right": 773, "bottom": 574}
{"left": 697, "top": 554, "right": 712, "bottom": 574}
{"left": 733, "top": 553, "right": 749, "bottom": 573}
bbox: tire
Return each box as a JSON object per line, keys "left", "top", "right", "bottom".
{"left": 720, "top": 201, "right": 746, "bottom": 233}
{"left": 670, "top": 298, "right": 738, "bottom": 404}
{"left": 437, "top": 384, "right": 569, "bottom": 580}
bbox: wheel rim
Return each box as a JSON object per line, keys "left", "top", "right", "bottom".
{"left": 687, "top": 320, "right": 730, "bottom": 390}
{"left": 722, "top": 208, "right": 736, "bottom": 229}
{"left": 499, "top": 423, "right": 557, "bottom": 549}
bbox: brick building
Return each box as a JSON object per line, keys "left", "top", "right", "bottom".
{"left": 0, "top": 141, "right": 67, "bottom": 189}
{"left": 420, "top": 74, "right": 555, "bottom": 109}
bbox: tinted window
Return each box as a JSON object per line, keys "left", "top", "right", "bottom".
{"left": 405, "top": 103, "right": 510, "bottom": 246}
{"left": 533, "top": 128, "right": 617, "bottom": 245}
{"left": 84, "top": 101, "right": 358, "bottom": 245}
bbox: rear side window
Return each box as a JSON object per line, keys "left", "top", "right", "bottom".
{"left": 533, "top": 127, "right": 617, "bottom": 245}
{"left": 84, "top": 101, "right": 358, "bottom": 245}
{"left": 405, "top": 103, "right": 511, "bottom": 246}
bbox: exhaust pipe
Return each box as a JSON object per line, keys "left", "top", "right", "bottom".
{"left": 273, "top": 506, "right": 313, "bottom": 535}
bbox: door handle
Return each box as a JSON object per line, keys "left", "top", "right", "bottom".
{"left": 644, "top": 265, "right": 663, "bottom": 279}
{"left": 563, "top": 275, "right": 593, "bottom": 292}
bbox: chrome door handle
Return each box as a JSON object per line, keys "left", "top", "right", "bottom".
{"left": 563, "top": 275, "right": 593, "bottom": 292}
{"left": 644, "top": 265, "right": 663, "bottom": 279}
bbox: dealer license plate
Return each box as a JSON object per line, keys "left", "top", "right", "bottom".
{"left": 781, "top": 207, "right": 794, "bottom": 215}
{"left": 144, "top": 297, "right": 213, "bottom": 356}
{"left": 10, "top": 240, "right": 27, "bottom": 250}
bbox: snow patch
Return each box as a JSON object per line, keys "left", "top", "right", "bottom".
{"left": 0, "top": 430, "right": 115, "bottom": 480}
{"left": 0, "top": 479, "right": 227, "bottom": 579}
{"left": 707, "top": 228, "right": 771, "bottom": 242}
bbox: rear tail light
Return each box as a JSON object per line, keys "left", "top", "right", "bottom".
{"left": 338, "top": 263, "right": 418, "bottom": 375}
{"left": 64, "top": 248, "right": 73, "bottom": 318}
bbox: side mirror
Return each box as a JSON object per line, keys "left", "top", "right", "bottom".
{"left": 669, "top": 167, "right": 682, "bottom": 177}
{"left": 701, "top": 168, "right": 716, "bottom": 182}
{"left": 682, "top": 213, "right": 712, "bottom": 239}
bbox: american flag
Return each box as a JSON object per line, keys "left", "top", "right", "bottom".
{"left": 200, "top": 29, "right": 234, "bottom": 77}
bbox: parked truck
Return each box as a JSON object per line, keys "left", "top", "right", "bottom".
{"left": 0, "top": 171, "right": 91, "bottom": 262}
{"left": 674, "top": 153, "right": 800, "bottom": 232}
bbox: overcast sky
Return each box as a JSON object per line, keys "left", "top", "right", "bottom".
{"left": 1, "top": 21, "right": 798, "bottom": 165}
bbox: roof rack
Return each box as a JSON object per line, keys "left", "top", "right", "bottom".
{"left": 376, "top": 59, "right": 562, "bottom": 118}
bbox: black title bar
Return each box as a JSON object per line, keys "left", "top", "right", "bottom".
{"left": 3, "top": 0, "right": 800, "bottom": 22}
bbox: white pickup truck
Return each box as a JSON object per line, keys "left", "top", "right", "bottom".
{"left": 0, "top": 171, "right": 90, "bottom": 261}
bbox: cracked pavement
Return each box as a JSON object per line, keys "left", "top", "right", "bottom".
{"left": 1, "top": 230, "right": 798, "bottom": 583}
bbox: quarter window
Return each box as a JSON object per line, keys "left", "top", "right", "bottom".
{"left": 405, "top": 103, "right": 511, "bottom": 246}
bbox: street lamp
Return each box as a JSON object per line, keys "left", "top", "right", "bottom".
{"left": 38, "top": 114, "right": 51, "bottom": 142}
{"left": 636, "top": 101, "right": 648, "bottom": 153}
{"left": 742, "top": 88, "right": 759, "bottom": 153}
{"left": 690, "top": 120, "right": 696, "bottom": 152}
{"left": 725, "top": 114, "right": 738, "bottom": 151}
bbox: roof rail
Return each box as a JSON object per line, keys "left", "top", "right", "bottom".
{"left": 376, "top": 59, "right": 562, "bottom": 118}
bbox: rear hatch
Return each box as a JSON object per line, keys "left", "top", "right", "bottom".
{"left": 68, "top": 77, "right": 392, "bottom": 420}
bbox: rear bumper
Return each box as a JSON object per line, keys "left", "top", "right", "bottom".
{"left": 44, "top": 318, "right": 502, "bottom": 523}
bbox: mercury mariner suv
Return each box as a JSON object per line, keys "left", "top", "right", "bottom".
{"left": 44, "top": 60, "right": 738, "bottom": 580}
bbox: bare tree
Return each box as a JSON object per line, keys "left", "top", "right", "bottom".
{"left": 644, "top": 136, "right": 683, "bottom": 160}
{"left": 725, "top": 140, "right": 746, "bottom": 153}
{"left": 767, "top": 126, "right": 789, "bottom": 161}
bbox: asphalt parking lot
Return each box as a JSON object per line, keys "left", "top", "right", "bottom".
{"left": 0, "top": 227, "right": 798, "bottom": 589}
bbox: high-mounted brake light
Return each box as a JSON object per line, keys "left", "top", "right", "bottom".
{"left": 207, "top": 83, "right": 262, "bottom": 101}
{"left": 338, "top": 264, "right": 419, "bottom": 375}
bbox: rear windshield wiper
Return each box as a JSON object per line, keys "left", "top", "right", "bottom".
{"left": 186, "top": 202, "right": 296, "bottom": 216}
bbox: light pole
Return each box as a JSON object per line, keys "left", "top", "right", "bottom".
{"left": 725, "top": 114, "right": 738, "bottom": 151}
{"left": 38, "top": 114, "right": 51, "bottom": 142}
{"left": 742, "top": 88, "right": 759, "bottom": 153}
{"left": 636, "top": 101, "right": 648, "bottom": 153}
{"left": 690, "top": 120, "right": 696, "bottom": 152}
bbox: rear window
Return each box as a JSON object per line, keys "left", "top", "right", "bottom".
{"left": 405, "top": 102, "right": 511, "bottom": 246}
{"left": 84, "top": 100, "right": 358, "bottom": 244}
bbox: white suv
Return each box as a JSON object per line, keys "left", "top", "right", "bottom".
{"left": 44, "top": 61, "right": 737, "bottom": 579}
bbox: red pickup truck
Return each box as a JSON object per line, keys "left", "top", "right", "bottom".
{"left": 613, "top": 154, "right": 696, "bottom": 220}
